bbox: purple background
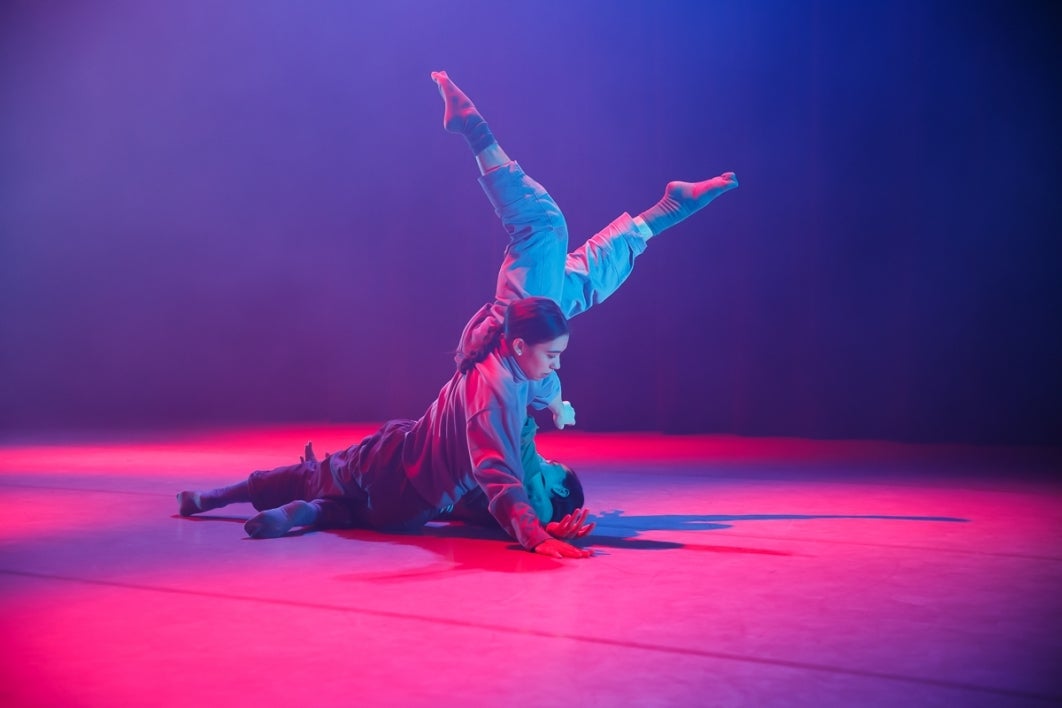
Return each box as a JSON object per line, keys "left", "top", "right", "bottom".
{"left": 2, "top": 1, "right": 1060, "bottom": 444}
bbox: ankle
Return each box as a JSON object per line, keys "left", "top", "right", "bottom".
{"left": 639, "top": 173, "right": 739, "bottom": 236}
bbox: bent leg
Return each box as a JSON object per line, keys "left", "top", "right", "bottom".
{"left": 179, "top": 459, "right": 335, "bottom": 520}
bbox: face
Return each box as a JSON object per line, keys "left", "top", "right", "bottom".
{"left": 513, "top": 334, "right": 569, "bottom": 381}
{"left": 540, "top": 460, "right": 570, "bottom": 499}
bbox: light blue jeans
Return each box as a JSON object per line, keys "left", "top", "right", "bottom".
{"left": 457, "top": 160, "right": 649, "bottom": 359}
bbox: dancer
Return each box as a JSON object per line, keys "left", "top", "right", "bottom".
{"left": 178, "top": 72, "right": 736, "bottom": 556}
{"left": 177, "top": 76, "right": 598, "bottom": 558}
{"left": 179, "top": 296, "right": 592, "bottom": 558}
{"left": 429, "top": 71, "right": 738, "bottom": 523}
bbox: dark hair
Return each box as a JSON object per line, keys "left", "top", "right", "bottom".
{"left": 504, "top": 296, "right": 569, "bottom": 347}
{"left": 549, "top": 463, "right": 584, "bottom": 523}
{"left": 457, "top": 297, "right": 568, "bottom": 373}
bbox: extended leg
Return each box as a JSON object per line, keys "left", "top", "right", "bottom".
{"left": 559, "top": 173, "right": 739, "bottom": 318}
{"left": 432, "top": 71, "right": 566, "bottom": 301}
{"left": 638, "top": 173, "right": 739, "bottom": 236}
{"left": 431, "top": 70, "right": 512, "bottom": 176}
{"left": 433, "top": 72, "right": 569, "bottom": 359}
{"left": 177, "top": 481, "right": 251, "bottom": 516}
{"left": 178, "top": 457, "right": 343, "bottom": 536}
{"left": 433, "top": 70, "right": 738, "bottom": 321}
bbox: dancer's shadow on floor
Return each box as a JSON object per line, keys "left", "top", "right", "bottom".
{"left": 334, "top": 508, "right": 972, "bottom": 572}
{"left": 330, "top": 523, "right": 574, "bottom": 577}
{"left": 175, "top": 508, "right": 969, "bottom": 574}
{"left": 586, "top": 509, "right": 970, "bottom": 554}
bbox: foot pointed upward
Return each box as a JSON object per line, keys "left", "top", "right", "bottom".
{"left": 430, "top": 70, "right": 481, "bottom": 131}
{"left": 640, "top": 172, "right": 739, "bottom": 236}
{"left": 430, "top": 71, "right": 496, "bottom": 153}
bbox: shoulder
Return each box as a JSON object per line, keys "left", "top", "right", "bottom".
{"left": 467, "top": 352, "right": 522, "bottom": 408}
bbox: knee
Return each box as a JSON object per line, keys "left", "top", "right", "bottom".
{"left": 506, "top": 197, "right": 568, "bottom": 249}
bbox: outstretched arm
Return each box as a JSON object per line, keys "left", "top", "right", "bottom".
{"left": 464, "top": 387, "right": 591, "bottom": 558}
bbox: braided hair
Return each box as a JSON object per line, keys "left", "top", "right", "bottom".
{"left": 457, "top": 317, "right": 503, "bottom": 374}
{"left": 456, "top": 297, "right": 568, "bottom": 374}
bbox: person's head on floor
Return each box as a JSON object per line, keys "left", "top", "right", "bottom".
{"left": 543, "top": 460, "right": 584, "bottom": 522}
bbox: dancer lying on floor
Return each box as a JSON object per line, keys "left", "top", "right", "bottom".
{"left": 179, "top": 296, "right": 593, "bottom": 559}
{"left": 424, "top": 71, "right": 738, "bottom": 526}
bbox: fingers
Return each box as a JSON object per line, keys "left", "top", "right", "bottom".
{"left": 534, "top": 545, "right": 563, "bottom": 558}
{"left": 549, "top": 518, "right": 574, "bottom": 538}
{"left": 545, "top": 521, "right": 571, "bottom": 539}
{"left": 574, "top": 520, "right": 596, "bottom": 538}
{"left": 555, "top": 544, "right": 591, "bottom": 559}
{"left": 559, "top": 510, "right": 578, "bottom": 535}
{"left": 545, "top": 509, "right": 595, "bottom": 541}
{"left": 572, "top": 508, "right": 594, "bottom": 538}
{"left": 558, "top": 542, "right": 592, "bottom": 559}
{"left": 552, "top": 509, "right": 592, "bottom": 538}
{"left": 533, "top": 538, "right": 593, "bottom": 559}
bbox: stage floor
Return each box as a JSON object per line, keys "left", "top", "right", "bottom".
{"left": 1, "top": 425, "right": 1060, "bottom": 707}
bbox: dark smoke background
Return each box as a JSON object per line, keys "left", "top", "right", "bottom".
{"left": 2, "top": 0, "right": 1059, "bottom": 444}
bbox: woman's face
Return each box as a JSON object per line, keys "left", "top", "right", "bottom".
{"left": 513, "top": 334, "right": 569, "bottom": 381}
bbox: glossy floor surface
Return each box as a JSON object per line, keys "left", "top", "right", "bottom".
{"left": 1, "top": 426, "right": 1060, "bottom": 707}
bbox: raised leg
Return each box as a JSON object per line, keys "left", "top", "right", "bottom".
{"left": 431, "top": 71, "right": 509, "bottom": 175}
{"left": 638, "top": 173, "right": 739, "bottom": 236}
{"left": 434, "top": 72, "right": 570, "bottom": 361}
{"left": 558, "top": 172, "right": 740, "bottom": 318}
